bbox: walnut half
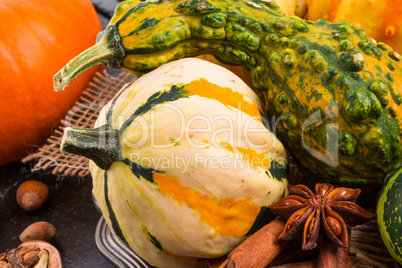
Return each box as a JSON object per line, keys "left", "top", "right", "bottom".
{"left": 0, "top": 240, "right": 62, "bottom": 268}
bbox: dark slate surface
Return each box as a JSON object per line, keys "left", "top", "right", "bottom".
{"left": 0, "top": 1, "right": 121, "bottom": 267}
{"left": 0, "top": 162, "right": 114, "bottom": 268}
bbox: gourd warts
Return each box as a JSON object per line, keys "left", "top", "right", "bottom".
{"left": 191, "top": 24, "right": 226, "bottom": 39}
{"left": 176, "top": 0, "right": 221, "bottom": 14}
{"left": 389, "top": 84, "right": 402, "bottom": 105}
{"left": 339, "top": 131, "right": 355, "bottom": 156}
{"left": 259, "top": 0, "right": 280, "bottom": 11}
{"left": 337, "top": 25, "right": 354, "bottom": 36}
{"left": 389, "top": 51, "right": 401, "bottom": 62}
{"left": 340, "top": 51, "right": 365, "bottom": 72}
{"left": 370, "top": 80, "right": 389, "bottom": 105}
{"left": 339, "top": 40, "right": 355, "bottom": 52}
{"left": 226, "top": 23, "right": 261, "bottom": 51}
{"left": 324, "top": 68, "right": 339, "bottom": 83}
{"left": 201, "top": 13, "right": 226, "bottom": 28}
{"left": 290, "top": 19, "right": 309, "bottom": 33}
{"left": 283, "top": 51, "right": 296, "bottom": 69}
{"left": 218, "top": 45, "right": 256, "bottom": 66}
{"left": 306, "top": 50, "right": 327, "bottom": 72}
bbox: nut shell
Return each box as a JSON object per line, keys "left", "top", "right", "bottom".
{"left": 16, "top": 180, "right": 48, "bottom": 211}
{"left": 0, "top": 240, "right": 63, "bottom": 268}
{"left": 23, "top": 240, "right": 62, "bottom": 268}
{"left": 20, "top": 221, "right": 56, "bottom": 243}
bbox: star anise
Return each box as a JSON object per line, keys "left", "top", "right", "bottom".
{"left": 269, "top": 183, "right": 375, "bottom": 251}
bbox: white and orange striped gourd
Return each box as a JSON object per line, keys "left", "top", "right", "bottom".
{"left": 61, "top": 58, "right": 288, "bottom": 268}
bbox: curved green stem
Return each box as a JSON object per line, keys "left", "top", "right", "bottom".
{"left": 53, "top": 25, "right": 125, "bottom": 92}
{"left": 61, "top": 125, "right": 120, "bottom": 170}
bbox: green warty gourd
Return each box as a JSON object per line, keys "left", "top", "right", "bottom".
{"left": 54, "top": 0, "right": 402, "bottom": 187}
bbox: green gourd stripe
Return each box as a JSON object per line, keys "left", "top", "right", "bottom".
{"left": 114, "top": 2, "right": 149, "bottom": 28}
{"left": 378, "top": 167, "right": 402, "bottom": 264}
{"left": 106, "top": 103, "right": 116, "bottom": 126}
{"left": 119, "top": 84, "right": 187, "bottom": 134}
{"left": 104, "top": 170, "right": 129, "bottom": 246}
{"left": 121, "top": 18, "right": 163, "bottom": 39}
{"left": 123, "top": 35, "right": 226, "bottom": 56}
{"left": 114, "top": 0, "right": 172, "bottom": 28}
{"left": 268, "top": 159, "right": 287, "bottom": 182}
{"left": 124, "top": 37, "right": 196, "bottom": 55}
{"left": 148, "top": 232, "right": 163, "bottom": 251}
{"left": 120, "top": 157, "right": 158, "bottom": 183}
{"left": 384, "top": 185, "right": 402, "bottom": 259}
{"left": 383, "top": 171, "right": 402, "bottom": 258}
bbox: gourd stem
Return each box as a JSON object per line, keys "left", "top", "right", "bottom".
{"left": 53, "top": 25, "right": 125, "bottom": 92}
{"left": 61, "top": 125, "right": 120, "bottom": 170}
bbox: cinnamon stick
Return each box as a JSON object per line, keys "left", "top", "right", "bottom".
{"left": 317, "top": 238, "right": 338, "bottom": 268}
{"left": 318, "top": 227, "right": 351, "bottom": 268}
{"left": 225, "top": 217, "right": 287, "bottom": 268}
{"left": 267, "top": 242, "right": 319, "bottom": 267}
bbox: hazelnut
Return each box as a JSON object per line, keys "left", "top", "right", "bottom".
{"left": 20, "top": 221, "right": 56, "bottom": 243}
{"left": 16, "top": 180, "right": 48, "bottom": 211}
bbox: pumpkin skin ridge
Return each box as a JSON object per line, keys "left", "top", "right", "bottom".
{"left": 0, "top": 30, "right": 42, "bottom": 161}
{"left": 14, "top": 14, "right": 66, "bottom": 141}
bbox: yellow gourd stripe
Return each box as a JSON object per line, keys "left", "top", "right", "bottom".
{"left": 220, "top": 142, "right": 235, "bottom": 153}
{"left": 153, "top": 173, "right": 260, "bottom": 238}
{"left": 236, "top": 147, "right": 269, "bottom": 169}
{"left": 183, "top": 78, "right": 262, "bottom": 123}
{"left": 220, "top": 142, "right": 269, "bottom": 169}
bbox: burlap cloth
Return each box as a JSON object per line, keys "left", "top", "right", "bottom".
{"left": 22, "top": 70, "right": 400, "bottom": 267}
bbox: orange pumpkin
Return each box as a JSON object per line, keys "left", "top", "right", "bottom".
{"left": 306, "top": 0, "right": 402, "bottom": 54}
{"left": 0, "top": 0, "right": 103, "bottom": 165}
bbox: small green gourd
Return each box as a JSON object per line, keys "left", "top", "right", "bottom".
{"left": 55, "top": 0, "right": 402, "bottom": 187}
{"left": 377, "top": 166, "right": 402, "bottom": 265}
